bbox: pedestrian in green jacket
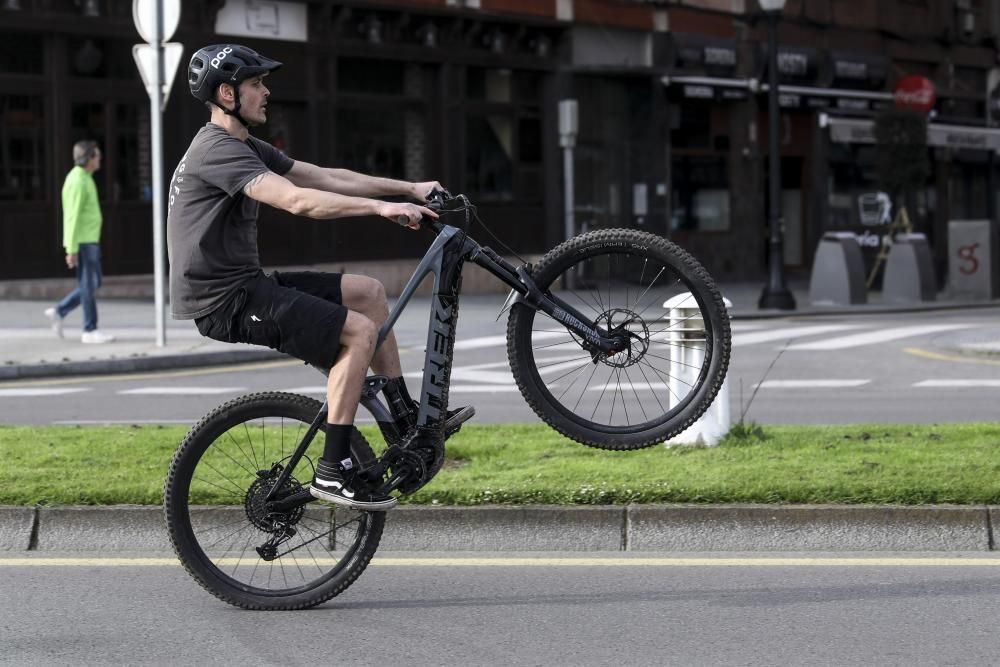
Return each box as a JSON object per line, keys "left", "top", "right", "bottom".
{"left": 44, "top": 140, "right": 115, "bottom": 344}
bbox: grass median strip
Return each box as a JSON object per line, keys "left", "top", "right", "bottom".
{"left": 1, "top": 422, "right": 999, "bottom": 506}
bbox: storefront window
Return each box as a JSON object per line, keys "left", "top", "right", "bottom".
{"left": 670, "top": 155, "right": 730, "bottom": 232}
{"left": 67, "top": 38, "right": 135, "bottom": 79}
{"left": 670, "top": 99, "right": 731, "bottom": 231}
{"left": 464, "top": 68, "right": 542, "bottom": 202}
{"left": 115, "top": 104, "right": 148, "bottom": 201}
{"left": 0, "top": 95, "right": 46, "bottom": 201}
{"left": 336, "top": 107, "right": 407, "bottom": 180}
{"left": 466, "top": 114, "right": 513, "bottom": 200}
{"left": 338, "top": 58, "right": 406, "bottom": 95}
{"left": 335, "top": 60, "right": 430, "bottom": 181}
{"left": 0, "top": 33, "right": 44, "bottom": 75}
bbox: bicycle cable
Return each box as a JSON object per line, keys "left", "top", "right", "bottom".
{"left": 444, "top": 198, "right": 530, "bottom": 267}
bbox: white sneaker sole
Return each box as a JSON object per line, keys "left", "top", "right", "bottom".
{"left": 309, "top": 484, "right": 398, "bottom": 511}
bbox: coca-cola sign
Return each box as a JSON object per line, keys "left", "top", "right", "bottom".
{"left": 893, "top": 75, "right": 936, "bottom": 113}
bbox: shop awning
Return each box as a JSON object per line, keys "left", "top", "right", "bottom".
{"left": 821, "top": 114, "right": 1000, "bottom": 152}
{"left": 661, "top": 75, "right": 894, "bottom": 109}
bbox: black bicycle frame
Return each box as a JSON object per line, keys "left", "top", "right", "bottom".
{"left": 264, "top": 218, "right": 619, "bottom": 505}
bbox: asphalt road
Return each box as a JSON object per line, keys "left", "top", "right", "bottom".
{"left": 2, "top": 551, "right": 1000, "bottom": 665}
{"left": 0, "top": 309, "right": 997, "bottom": 426}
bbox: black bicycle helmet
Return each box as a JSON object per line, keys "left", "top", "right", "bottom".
{"left": 188, "top": 44, "right": 282, "bottom": 125}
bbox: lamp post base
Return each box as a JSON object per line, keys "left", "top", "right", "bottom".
{"left": 758, "top": 284, "right": 797, "bottom": 310}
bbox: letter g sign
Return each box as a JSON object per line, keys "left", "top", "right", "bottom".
{"left": 210, "top": 47, "right": 233, "bottom": 69}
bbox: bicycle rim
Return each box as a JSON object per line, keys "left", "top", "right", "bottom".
{"left": 165, "top": 393, "right": 383, "bottom": 608}
{"left": 509, "top": 231, "right": 729, "bottom": 447}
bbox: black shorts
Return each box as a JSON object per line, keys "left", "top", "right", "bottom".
{"left": 195, "top": 270, "right": 347, "bottom": 369}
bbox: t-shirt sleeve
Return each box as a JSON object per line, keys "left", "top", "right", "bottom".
{"left": 248, "top": 136, "right": 294, "bottom": 176}
{"left": 200, "top": 137, "right": 272, "bottom": 197}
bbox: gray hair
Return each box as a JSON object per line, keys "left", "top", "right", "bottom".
{"left": 72, "top": 140, "right": 100, "bottom": 167}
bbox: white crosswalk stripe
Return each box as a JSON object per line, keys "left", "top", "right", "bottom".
{"left": 757, "top": 380, "right": 872, "bottom": 389}
{"left": 785, "top": 324, "right": 975, "bottom": 351}
{"left": 732, "top": 324, "right": 864, "bottom": 347}
{"left": 913, "top": 380, "right": 1000, "bottom": 388}
{"left": 0, "top": 388, "right": 91, "bottom": 397}
{"left": 117, "top": 387, "right": 245, "bottom": 395}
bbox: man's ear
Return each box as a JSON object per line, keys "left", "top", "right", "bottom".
{"left": 217, "top": 83, "right": 235, "bottom": 104}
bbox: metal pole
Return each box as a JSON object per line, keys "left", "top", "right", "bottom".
{"left": 563, "top": 146, "right": 575, "bottom": 243}
{"left": 758, "top": 9, "right": 796, "bottom": 310}
{"left": 152, "top": 0, "right": 167, "bottom": 346}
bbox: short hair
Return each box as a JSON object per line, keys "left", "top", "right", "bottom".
{"left": 73, "top": 140, "right": 100, "bottom": 167}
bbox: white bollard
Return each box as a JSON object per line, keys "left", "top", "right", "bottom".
{"left": 662, "top": 292, "right": 731, "bottom": 446}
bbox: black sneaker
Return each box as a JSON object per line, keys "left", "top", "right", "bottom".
{"left": 309, "top": 460, "right": 397, "bottom": 511}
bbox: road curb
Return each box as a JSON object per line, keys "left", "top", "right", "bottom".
{"left": 0, "top": 349, "right": 286, "bottom": 380}
{"left": 0, "top": 504, "right": 994, "bottom": 552}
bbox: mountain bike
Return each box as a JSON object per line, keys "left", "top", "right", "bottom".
{"left": 163, "top": 190, "right": 731, "bottom": 610}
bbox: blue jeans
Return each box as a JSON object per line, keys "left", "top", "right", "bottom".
{"left": 56, "top": 243, "right": 102, "bottom": 332}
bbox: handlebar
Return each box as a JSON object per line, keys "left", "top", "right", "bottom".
{"left": 396, "top": 188, "right": 460, "bottom": 231}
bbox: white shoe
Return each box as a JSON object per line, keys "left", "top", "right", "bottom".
{"left": 44, "top": 308, "right": 64, "bottom": 339}
{"left": 81, "top": 329, "right": 115, "bottom": 344}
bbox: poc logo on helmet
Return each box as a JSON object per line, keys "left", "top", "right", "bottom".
{"left": 210, "top": 47, "right": 233, "bottom": 69}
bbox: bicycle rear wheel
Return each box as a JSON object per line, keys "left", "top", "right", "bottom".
{"left": 164, "top": 392, "right": 385, "bottom": 610}
{"left": 507, "top": 229, "right": 730, "bottom": 450}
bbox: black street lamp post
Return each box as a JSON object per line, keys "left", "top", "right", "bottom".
{"left": 757, "top": 0, "right": 796, "bottom": 310}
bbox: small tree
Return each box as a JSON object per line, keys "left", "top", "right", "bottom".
{"left": 874, "top": 108, "right": 930, "bottom": 210}
{"left": 866, "top": 109, "right": 930, "bottom": 287}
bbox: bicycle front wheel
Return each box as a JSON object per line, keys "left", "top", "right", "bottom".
{"left": 164, "top": 392, "right": 385, "bottom": 610}
{"left": 507, "top": 229, "right": 731, "bottom": 450}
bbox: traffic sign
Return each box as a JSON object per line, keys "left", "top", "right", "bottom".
{"left": 133, "top": 0, "right": 180, "bottom": 44}
{"left": 132, "top": 43, "right": 184, "bottom": 111}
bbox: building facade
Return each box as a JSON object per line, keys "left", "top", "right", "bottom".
{"left": 2, "top": 0, "right": 999, "bottom": 287}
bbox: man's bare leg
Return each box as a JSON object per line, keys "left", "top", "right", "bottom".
{"left": 338, "top": 274, "right": 475, "bottom": 436}
{"left": 340, "top": 275, "right": 401, "bottom": 377}
{"left": 310, "top": 309, "right": 397, "bottom": 509}
{"left": 326, "top": 310, "right": 376, "bottom": 424}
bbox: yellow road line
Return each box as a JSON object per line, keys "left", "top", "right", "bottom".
{"left": 904, "top": 347, "right": 1000, "bottom": 366}
{"left": 3, "top": 556, "right": 1000, "bottom": 567}
{"left": 0, "top": 359, "right": 301, "bottom": 388}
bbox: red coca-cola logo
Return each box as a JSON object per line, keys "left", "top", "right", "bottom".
{"left": 893, "top": 75, "right": 936, "bottom": 113}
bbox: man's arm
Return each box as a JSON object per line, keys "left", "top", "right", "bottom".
{"left": 284, "top": 161, "right": 439, "bottom": 202}
{"left": 61, "top": 176, "right": 83, "bottom": 267}
{"left": 243, "top": 171, "right": 437, "bottom": 228}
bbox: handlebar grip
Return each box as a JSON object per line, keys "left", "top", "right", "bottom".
{"left": 396, "top": 215, "right": 412, "bottom": 227}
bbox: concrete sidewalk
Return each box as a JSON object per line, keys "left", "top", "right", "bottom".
{"left": 0, "top": 503, "right": 996, "bottom": 553}
{"left": 2, "top": 278, "right": 999, "bottom": 380}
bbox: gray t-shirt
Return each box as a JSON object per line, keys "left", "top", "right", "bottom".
{"left": 167, "top": 123, "right": 294, "bottom": 319}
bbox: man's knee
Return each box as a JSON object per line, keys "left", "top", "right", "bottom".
{"left": 345, "top": 275, "right": 387, "bottom": 312}
{"left": 340, "top": 313, "right": 378, "bottom": 355}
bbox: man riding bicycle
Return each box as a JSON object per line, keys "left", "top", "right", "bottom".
{"left": 167, "top": 44, "right": 473, "bottom": 511}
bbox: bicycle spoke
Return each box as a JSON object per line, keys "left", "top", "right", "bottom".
{"left": 241, "top": 422, "right": 261, "bottom": 471}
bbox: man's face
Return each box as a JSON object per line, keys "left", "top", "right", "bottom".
{"left": 237, "top": 74, "right": 270, "bottom": 126}
{"left": 87, "top": 148, "right": 102, "bottom": 172}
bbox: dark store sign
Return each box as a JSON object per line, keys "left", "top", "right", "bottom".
{"left": 763, "top": 47, "right": 819, "bottom": 82}
{"left": 828, "top": 117, "right": 1000, "bottom": 151}
{"left": 834, "top": 59, "right": 868, "bottom": 80}
{"left": 778, "top": 52, "right": 809, "bottom": 76}
{"left": 673, "top": 34, "right": 739, "bottom": 74}
{"left": 893, "top": 75, "right": 936, "bottom": 113}
{"left": 682, "top": 85, "right": 747, "bottom": 101}
{"left": 704, "top": 46, "right": 737, "bottom": 67}
{"left": 829, "top": 52, "right": 888, "bottom": 89}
